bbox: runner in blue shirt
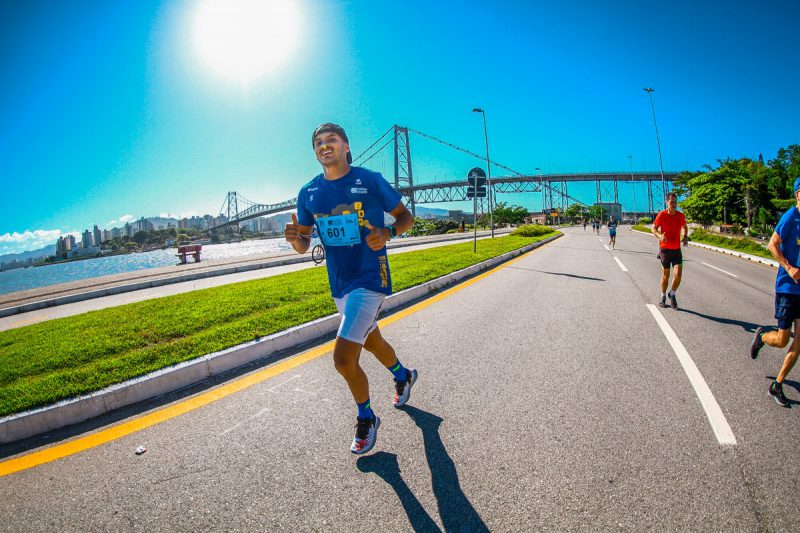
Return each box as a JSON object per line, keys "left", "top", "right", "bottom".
{"left": 751, "top": 176, "right": 800, "bottom": 407}
{"left": 285, "top": 123, "right": 417, "bottom": 453}
{"left": 608, "top": 215, "right": 618, "bottom": 249}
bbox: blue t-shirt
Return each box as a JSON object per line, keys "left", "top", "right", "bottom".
{"left": 608, "top": 220, "right": 618, "bottom": 234}
{"left": 775, "top": 206, "right": 800, "bottom": 295}
{"left": 296, "top": 166, "right": 402, "bottom": 298}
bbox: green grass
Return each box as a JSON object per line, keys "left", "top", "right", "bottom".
{"left": 632, "top": 224, "right": 652, "bottom": 233}
{"left": 688, "top": 228, "right": 773, "bottom": 260}
{"left": 0, "top": 232, "right": 557, "bottom": 416}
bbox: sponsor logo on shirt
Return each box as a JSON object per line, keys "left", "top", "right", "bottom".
{"left": 351, "top": 187, "right": 368, "bottom": 194}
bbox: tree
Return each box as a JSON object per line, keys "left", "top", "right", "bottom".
{"left": 133, "top": 231, "right": 149, "bottom": 244}
{"left": 679, "top": 158, "right": 765, "bottom": 225}
{"left": 586, "top": 204, "right": 606, "bottom": 221}
{"left": 564, "top": 203, "right": 587, "bottom": 221}
{"left": 492, "top": 202, "right": 528, "bottom": 225}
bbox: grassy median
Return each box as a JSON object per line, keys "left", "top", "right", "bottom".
{"left": 688, "top": 228, "right": 772, "bottom": 260}
{"left": 0, "top": 231, "right": 557, "bottom": 416}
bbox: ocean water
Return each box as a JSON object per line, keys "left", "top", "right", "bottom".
{"left": 0, "top": 239, "right": 298, "bottom": 295}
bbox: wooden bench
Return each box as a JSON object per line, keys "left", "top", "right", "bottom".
{"left": 176, "top": 244, "right": 202, "bottom": 264}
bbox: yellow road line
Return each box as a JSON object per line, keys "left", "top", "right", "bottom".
{"left": 0, "top": 243, "right": 548, "bottom": 477}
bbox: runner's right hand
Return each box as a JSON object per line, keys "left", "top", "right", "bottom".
{"left": 285, "top": 213, "right": 301, "bottom": 244}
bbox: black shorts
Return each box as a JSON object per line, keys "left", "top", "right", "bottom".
{"left": 775, "top": 293, "right": 800, "bottom": 330}
{"left": 658, "top": 248, "right": 682, "bottom": 268}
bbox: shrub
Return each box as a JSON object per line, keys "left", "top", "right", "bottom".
{"left": 510, "top": 224, "right": 553, "bottom": 237}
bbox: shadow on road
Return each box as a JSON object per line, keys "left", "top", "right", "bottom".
{"left": 357, "top": 406, "right": 489, "bottom": 532}
{"left": 511, "top": 267, "right": 604, "bottom": 282}
{"left": 616, "top": 249, "right": 657, "bottom": 256}
{"left": 357, "top": 452, "right": 441, "bottom": 532}
{"left": 677, "top": 308, "right": 763, "bottom": 333}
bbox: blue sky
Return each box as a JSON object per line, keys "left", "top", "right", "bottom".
{"left": 1, "top": 0, "right": 798, "bottom": 255}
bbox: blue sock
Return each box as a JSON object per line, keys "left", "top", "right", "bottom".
{"left": 388, "top": 360, "right": 408, "bottom": 382}
{"left": 356, "top": 399, "right": 374, "bottom": 420}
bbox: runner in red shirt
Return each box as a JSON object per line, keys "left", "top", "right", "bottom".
{"left": 652, "top": 192, "right": 689, "bottom": 308}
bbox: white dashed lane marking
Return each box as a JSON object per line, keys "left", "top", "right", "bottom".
{"left": 647, "top": 304, "right": 736, "bottom": 446}
{"left": 701, "top": 261, "right": 737, "bottom": 278}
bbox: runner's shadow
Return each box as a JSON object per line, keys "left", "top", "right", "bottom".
{"left": 511, "top": 268, "right": 604, "bottom": 282}
{"left": 617, "top": 249, "right": 656, "bottom": 256}
{"left": 357, "top": 452, "right": 441, "bottom": 532}
{"left": 401, "top": 406, "right": 490, "bottom": 533}
{"left": 677, "top": 308, "right": 763, "bottom": 333}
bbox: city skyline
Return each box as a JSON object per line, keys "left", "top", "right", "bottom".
{"left": 2, "top": 0, "right": 798, "bottom": 256}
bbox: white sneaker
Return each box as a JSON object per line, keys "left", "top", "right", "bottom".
{"left": 393, "top": 368, "right": 418, "bottom": 408}
{"left": 350, "top": 415, "right": 380, "bottom": 454}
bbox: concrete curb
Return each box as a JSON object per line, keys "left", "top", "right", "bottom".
{"left": 687, "top": 242, "right": 777, "bottom": 268}
{"left": 630, "top": 227, "right": 777, "bottom": 268}
{"left": 0, "top": 230, "right": 510, "bottom": 319}
{"left": 0, "top": 233, "right": 560, "bottom": 444}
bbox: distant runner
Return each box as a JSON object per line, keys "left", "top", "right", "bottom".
{"left": 652, "top": 192, "right": 688, "bottom": 309}
{"left": 750, "top": 176, "right": 800, "bottom": 407}
{"left": 608, "top": 215, "right": 618, "bottom": 249}
{"left": 285, "top": 123, "right": 418, "bottom": 454}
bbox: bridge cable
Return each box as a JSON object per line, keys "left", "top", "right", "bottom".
{"left": 406, "top": 127, "right": 586, "bottom": 207}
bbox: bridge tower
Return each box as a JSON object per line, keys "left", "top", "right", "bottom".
{"left": 222, "top": 191, "right": 242, "bottom": 241}
{"left": 393, "top": 125, "right": 416, "bottom": 217}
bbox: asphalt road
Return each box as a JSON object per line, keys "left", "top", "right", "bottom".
{"left": 1, "top": 226, "right": 798, "bottom": 531}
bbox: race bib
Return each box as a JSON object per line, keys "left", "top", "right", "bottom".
{"left": 317, "top": 213, "right": 361, "bottom": 247}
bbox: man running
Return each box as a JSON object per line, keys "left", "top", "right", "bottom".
{"left": 750, "top": 176, "right": 800, "bottom": 407}
{"left": 285, "top": 123, "right": 417, "bottom": 454}
{"left": 608, "top": 215, "right": 618, "bottom": 249}
{"left": 652, "top": 192, "right": 688, "bottom": 309}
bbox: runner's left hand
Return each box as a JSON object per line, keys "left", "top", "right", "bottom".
{"left": 364, "top": 221, "right": 389, "bottom": 251}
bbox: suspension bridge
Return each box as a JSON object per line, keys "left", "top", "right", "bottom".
{"left": 208, "top": 125, "right": 680, "bottom": 234}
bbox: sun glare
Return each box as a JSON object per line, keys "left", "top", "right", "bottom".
{"left": 191, "top": 0, "right": 300, "bottom": 85}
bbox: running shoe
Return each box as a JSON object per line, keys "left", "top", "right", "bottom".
{"left": 768, "top": 381, "right": 789, "bottom": 407}
{"left": 750, "top": 327, "right": 765, "bottom": 359}
{"left": 351, "top": 415, "right": 380, "bottom": 454}
{"left": 669, "top": 293, "right": 678, "bottom": 309}
{"left": 658, "top": 295, "right": 668, "bottom": 308}
{"left": 393, "top": 368, "right": 418, "bottom": 408}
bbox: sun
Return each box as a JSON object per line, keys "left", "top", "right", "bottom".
{"left": 191, "top": 0, "right": 301, "bottom": 85}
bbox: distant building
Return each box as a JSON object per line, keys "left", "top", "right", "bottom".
{"left": 65, "top": 234, "right": 76, "bottom": 250}
{"left": 111, "top": 227, "right": 123, "bottom": 239}
{"left": 124, "top": 222, "right": 134, "bottom": 237}
{"left": 448, "top": 210, "right": 465, "bottom": 222}
{"left": 93, "top": 225, "right": 102, "bottom": 246}
{"left": 56, "top": 236, "right": 67, "bottom": 258}
{"left": 82, "top": 229, "right": 93, "bottom": 248}
{"left": 135, "top": 217, "right": 154, "bottom": 233}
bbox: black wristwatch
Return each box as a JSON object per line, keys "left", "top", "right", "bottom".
{"left": 388, "top": 225, "right": 397, "bottom": 239}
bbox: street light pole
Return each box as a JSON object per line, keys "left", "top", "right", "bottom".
{"left": 473, "top": 108, "right": 494, "bottom": 237}
{"left": 628, "top": 155, "right": 637, "bottom": 222}
{"left": 643, "top": 87, "right": 666, "bottom": 208}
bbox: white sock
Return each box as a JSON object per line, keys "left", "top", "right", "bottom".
{"left": 661, "top": 292, "right": 666, "bottom": 298}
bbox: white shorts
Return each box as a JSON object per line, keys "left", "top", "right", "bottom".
{"left": 333, "top": 288, "right": 386, "bottom": 344}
